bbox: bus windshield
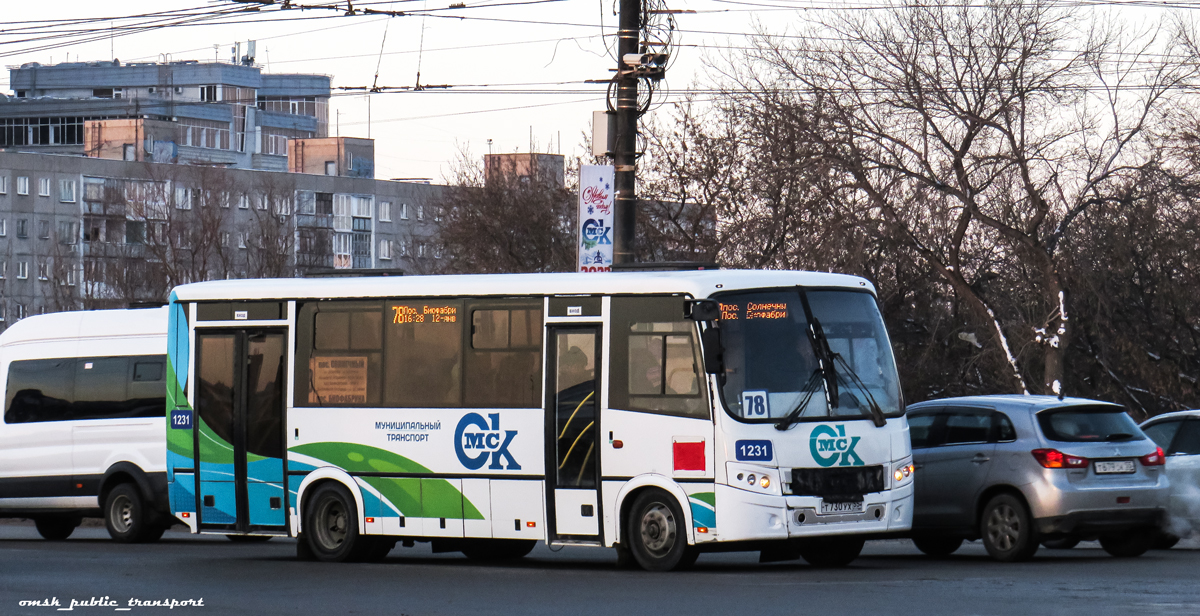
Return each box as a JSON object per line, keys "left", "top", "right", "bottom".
{"left": 716, "top": 288, "right": 903, "bottom": 423}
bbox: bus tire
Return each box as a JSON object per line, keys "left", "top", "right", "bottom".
{"left": 304, "top": 482, "right": 367, "bottom": 562}
{"left": 626, "top": 489, "right": 696, "bottom": 571}
{"left": 461, "top": 539, "right": 535, "bottom": 561}
{"left": 34, "top": 516, "right": 81, "bottom": 541}
{"left": 105, "top": 483, "right": 158, "bottom": 543}
{"left": 797, "top": 536, "right": 865, "bottom": 567}
{"left": 912, "top": 535, "right": 963, "bottom": 556}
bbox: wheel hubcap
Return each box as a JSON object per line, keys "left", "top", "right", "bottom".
{"left": 639, "top": 503, "right": 676, "bottom": 556}
{"left": 314, "top": 497, "right": 348, "bottom": 550}
{"left": 986, "top": 504, "right": 1020, "bottom": 551}
{"left": 110, "top": 495, "right": 134, "bottom": 534}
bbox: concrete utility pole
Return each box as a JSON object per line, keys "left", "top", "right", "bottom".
{"left": 612, "top": 0, "right": 641, "bottom": 264}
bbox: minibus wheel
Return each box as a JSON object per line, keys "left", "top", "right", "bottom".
{"left": 34, "top": 516, "right": 81, "bottom": 541}
{"left": 105, "top": 484, "right": 160, "bottom": 543}
{"left": 1099, "top": 529, "right": 1152, "bottom": 558}
{"left": 627, "top": 489, "right": 697, "bottom": 571}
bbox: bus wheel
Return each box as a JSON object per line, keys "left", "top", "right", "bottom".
{"left": 797, "top": 536, "right": 865, "bottom": 567}
{"left": 461, "top": 539, "right": 536, "bottom": 561}
{"left": 34, "top": 516, "right": 81, "bottom": 541}
{"left": 304, "top": 483, "right": 367, "bottom": 562}
{"left": 627, "top": 489, "right": 697, "bottom": 571}
{"left": 105, "top": 484, "right": 157, "bottom": 543}
{"left": 912, "top": 535, "right": 963, "bottom": 556}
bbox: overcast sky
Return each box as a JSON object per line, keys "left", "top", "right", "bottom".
{"left": 1, "top": 1, "right": 1173, "bottom": 183}
{"left": 0, "top": 0, "right": 782, "bottom": 182}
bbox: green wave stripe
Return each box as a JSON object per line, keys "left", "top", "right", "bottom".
{"left": 291, "top": 442, "right": 483, "bottom": 520}
{"left": 689, "top": 491, "right": 716, "bottom": 507}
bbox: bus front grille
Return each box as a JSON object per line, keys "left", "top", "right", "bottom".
{"left": 790, "top": 466, "right": 885, "bottom": 503}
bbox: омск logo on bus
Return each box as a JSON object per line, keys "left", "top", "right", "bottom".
{"left": 810, "top": 425, "right": 864, "bottom": 467}
{"left": 455, "top": 412, "right": 521, "bottom": 470}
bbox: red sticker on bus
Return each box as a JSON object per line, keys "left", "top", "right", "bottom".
{"left": 673, "top": 441, "right": 705, "bottom": 471}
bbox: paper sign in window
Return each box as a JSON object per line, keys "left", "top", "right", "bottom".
{"left": 310, "top": 356, "right": 368, "bottom": 404}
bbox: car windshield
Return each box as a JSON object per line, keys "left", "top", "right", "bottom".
{"left": 1037, "top": 406, "right": 1146, "bottom": 442}
{"left": 715, "top": 288, "right": 902, "bottom": 422}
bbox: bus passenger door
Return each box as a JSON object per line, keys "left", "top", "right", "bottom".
{"left": 545, "top": 326, "right": 602, "bottom": 543}
{"left": 194, "top": 329, "right": 287, "bottom": 533}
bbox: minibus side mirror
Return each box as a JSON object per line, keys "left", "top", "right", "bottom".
{"left": 685, "top": 300, "right": 720, "bottom": 322}
{"left": 700, "top": 327, "right": 725, "bottom": 375}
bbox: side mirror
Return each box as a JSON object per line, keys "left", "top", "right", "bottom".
{"left": 685, "top": 300, "right": 720, "bottom": 322}
{"left": 700, "top": 327, "right": 725, "bottom": 375}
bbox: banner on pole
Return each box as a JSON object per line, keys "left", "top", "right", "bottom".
{"left": 577, "top": 164, "right": 615, "bottom": 272}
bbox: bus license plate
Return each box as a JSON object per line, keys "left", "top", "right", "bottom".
{"left": 1094, "top": 460, "right": 1135, "bottom": 474}
{"left": 819, "top": 501, "right": 864, "bottom": 515}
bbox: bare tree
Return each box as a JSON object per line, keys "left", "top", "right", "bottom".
{"left": 431, "top": 149, "right": 575, "bottom": 274}
{"left": 721, "top": 0, "right": 1200, "bottom": 395}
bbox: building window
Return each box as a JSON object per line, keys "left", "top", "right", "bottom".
{"left": 0, "top": 303, "right": 5, "bottom": 321}
{"left": 434, "top": 245, "right": 443, "bottom": 259}
{"left": 16, "top": 177, "right": 28, "bottom": 196}
{"left": 417, "top": 204, "right": 424, "bottom": 221}
{"left": 16, "top": 304, "right": 25, "bottom": 320}
{"left": 238, "top": 232, "right": 247, "bottom": 249}
{"left": 200, "top": 85, "right": 218, "bottom": 102}
{"left": 39, "top": 178, "right": 51, "bottom": 197}
{"left": 398, "top": 239, "right": 408, "bottom": 256}
{"left": 434, "top": 206, "right": 443, "bottom": 222}
{"left": 65, "top": 268, "right": 77, "bottom": 287}
{"left": 238, "top": 194, "right": 249, "bottom": 209}
{"left": 0, "top": 176, "right": 8, "bottom": 194}
{"left": 17, "top": 261, "right": 29, "bottom": 280}
{"left": 379, "top": 239, "right": 392, "bottom": 260}
{"left": 220, "top": 232, "right": 230, "bottom": 247}
{"left": 175, "top": 186, "right": 192, "bottom": 210}
{"left": 332, "top": 232, "right": 352, "bottom": 268}
{"left": 37, "top": 261, "right": 49, "bottom": 281}
{"left": 126, "top": 220, "right": 145, "bottom": 244}
{"left": 58, "top": 221, "right": 78, "bottom": 245}
{"left": 399, "top": 203, "right": 409, "bottom": 220}
{"left": 325, "top": 161, "right": 336, "bottom": 176}
{"left": 123, "top": 144, "right": 136, "bottom": 161}
{"left": 83, "top": 218, "right": 103, "bottom": 242}
{"left": 16, "top": 219, "right": 27, "bottom": 239}
{"left": 256, "top": 195, "right": 268, "bottom": 211}
{"left": 38, "top": 220, "right": 50, "bottom": 239}
{"left": 0, "top": 261, "right": 5, "bottom": 279}
{"left": 378, "top": 201, "right": 391, "bottom": 222}
{"left": 60, "top": 180, "right": 76, "bottom": 203}
{"left": 0, "top": 219, "right": 5, "bottom": 237}
{"left": 417, "top": 242, "right": 426, "bottom": 258}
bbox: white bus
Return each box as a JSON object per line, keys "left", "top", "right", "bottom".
{"left": 0, "top": 307, "right": 173, "bottom": 542}
{"left": 165, "top": 270, "right": 913, "bottom": 569}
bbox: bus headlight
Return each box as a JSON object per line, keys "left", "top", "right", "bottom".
{"left": 726, "top": 463, "right": 782, "bottom": 496}
{"left": 760, "top": 476, "right": 771, "bottom": 489}
{"left": 891, "top": 460, "right": 914, "bottom": 487}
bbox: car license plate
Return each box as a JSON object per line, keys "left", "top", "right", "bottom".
{"left": 1094, "top": 460, "right": 1135, "bottom": 474}
{"left": 819, "top": 501, "right": 864, "bottom": 515}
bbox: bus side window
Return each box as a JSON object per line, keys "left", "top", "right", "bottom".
{"left": 384, "top": 300, "right": 464, "bottom": 408}
{"left": 610, "top": 296, "right": 708, "bottom": 419}
{"left": 297, "top": 301, "right": 384, "bottom": 407}
{"left": 464, "top": 304, "right": 543, "bottom": 408}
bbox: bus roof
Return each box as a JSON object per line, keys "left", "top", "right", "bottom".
{"left": 169, "top": 270, "right": 876, "bottom": 302}
{"left": 0, "top": 306, "right": 167, "bottom": 348}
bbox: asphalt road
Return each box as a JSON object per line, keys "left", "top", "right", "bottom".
{"left": 2, "top": 521, "right": 1198, "bottom": 616}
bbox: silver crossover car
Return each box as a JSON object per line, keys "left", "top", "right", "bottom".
{"left": 906, "top": 395, "right": 1169, "bottom": 561}
{"left": 1139, "top": 410, "right": 1200, "bottom": 547}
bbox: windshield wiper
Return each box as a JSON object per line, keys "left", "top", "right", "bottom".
{"left": 774, "top": 370, "right": 825, "bottom": 431}
{"left": 1105, "top": 432, "right": 1134, "bottom": 441}
{"left": 832, "top": 354, "right": 887, "bottom": 428}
